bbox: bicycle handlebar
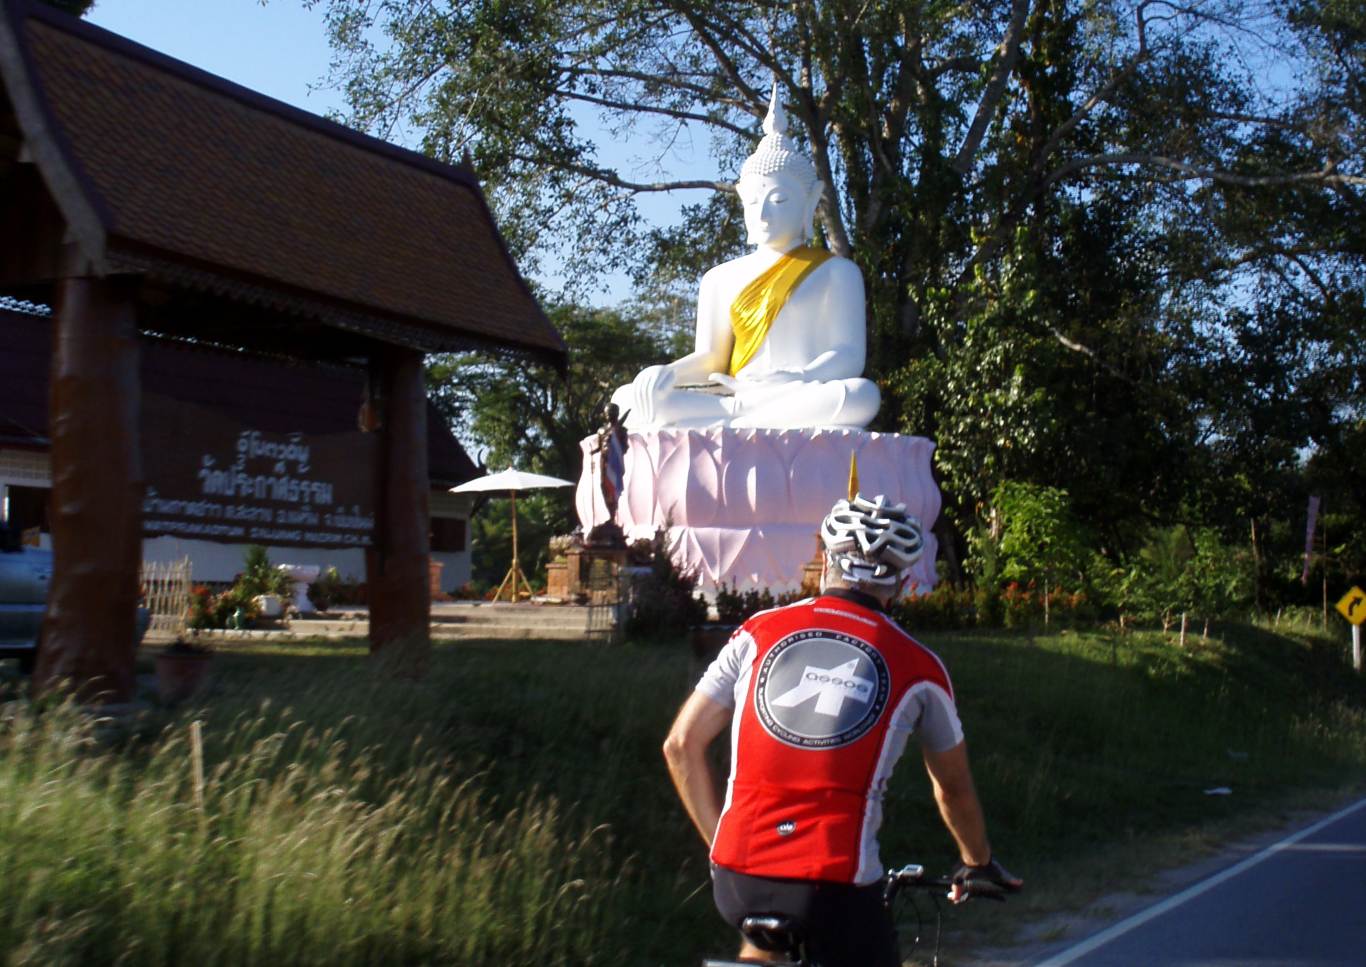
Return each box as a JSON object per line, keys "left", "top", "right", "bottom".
{"left": 883, "top": 863, "right": 1009, "bottom": 905}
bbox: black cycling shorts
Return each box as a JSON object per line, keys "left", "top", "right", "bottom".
{"left": 711, "top": 864, "right": 899, "bottom": 967}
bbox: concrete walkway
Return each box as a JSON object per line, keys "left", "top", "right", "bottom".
{"left": 147, "top": 601, "right": 615, "bottom": 643}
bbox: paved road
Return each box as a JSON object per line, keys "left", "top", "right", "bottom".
{"left": 1032, "top": 797, "right": 1366, "bottom": 966}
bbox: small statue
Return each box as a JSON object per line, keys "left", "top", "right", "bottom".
{"left": 588, "top": 402, "right": 630, "bottom": 546}
{"left": 610, "top": 84, "right": 879, "bottom": 430}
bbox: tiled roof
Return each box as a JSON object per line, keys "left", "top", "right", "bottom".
{"left": 0, "top": 308, "right": 479, "bottom": 485}
{"left": 0, "top": 0, "right": 565, "bottom": 362}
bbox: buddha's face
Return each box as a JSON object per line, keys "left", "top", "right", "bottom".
{"left": 739, "top": 173, "right": 819, "bottom": 251}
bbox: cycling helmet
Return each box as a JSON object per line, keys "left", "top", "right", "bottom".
{"left": 820, "top": 493, "right": 924, "bottom": 589}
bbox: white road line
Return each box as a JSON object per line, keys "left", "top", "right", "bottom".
{"left": 1033, "top": 796, "right": 1366, "bottom": 967}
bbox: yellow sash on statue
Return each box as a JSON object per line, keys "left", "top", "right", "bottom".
{"left": 728, "top": 245, "right": 832, "bottom": 376}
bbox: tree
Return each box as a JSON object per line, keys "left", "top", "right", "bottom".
{"left": 430, "top": 301, "right": 668, "bottom": 479}
{"left": 313, "top": 0, "right": 1363, "bottom": 591}
{"left": 429, "top": 301, "right": 670, "bottom": 583}
{"left": 978, "top": 481, "right": 1091, "bottom": 624}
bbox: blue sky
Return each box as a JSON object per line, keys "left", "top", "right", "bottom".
{"left": 88, "top": 1, "right": 343, "bottom": 117}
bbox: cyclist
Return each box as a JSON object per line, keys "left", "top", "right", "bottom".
{"left": 664, "top": 492, "right": 1021, "bottom": 966}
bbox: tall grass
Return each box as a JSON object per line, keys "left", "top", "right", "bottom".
{"left": 1, "top": 621, "right": 1363, "bottom": 965}
{"left": 0, "top": 693, "right": 622, "bottom": 965}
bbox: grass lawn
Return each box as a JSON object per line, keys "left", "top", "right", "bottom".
{"left": 1, "top": 620, "right": 1363, "bottom": 965}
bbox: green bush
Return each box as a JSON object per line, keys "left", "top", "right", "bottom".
{"left": 713, "top": 582, "right": 779, "bottom": 625}
{"left": 237, "top": 545, "right": 292, "bottom": 599}
{"left": 623, "top": 532, "right": 707, "bottom": 639}
{"left": 892, "top": 583, "right": 977, "bottom": 630}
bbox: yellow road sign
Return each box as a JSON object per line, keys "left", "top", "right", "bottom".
{"left": 1337, "top": 587, "right": 1366, "bottom": 626}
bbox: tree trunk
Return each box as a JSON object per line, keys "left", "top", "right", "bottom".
{"left": 1249, "top": 517, "right": 1270, "bottom": 614}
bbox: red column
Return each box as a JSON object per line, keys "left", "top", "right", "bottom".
{"left": 365, "top": 348, "right": 431, "bottom": 656}
{"left": 34, "top": 275, "right": 142, "bottom": 703}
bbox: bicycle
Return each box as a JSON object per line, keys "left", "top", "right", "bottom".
{"left": 702, "top": 862, "right": 1007, "bottom": 967}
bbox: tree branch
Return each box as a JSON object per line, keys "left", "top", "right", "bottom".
{"left": 559, "top": 64, "right": 753, "bottom": 114}
{"left": 1029, "top": 0, "right": 1156, "bottom": 181}
{"left": 509, "top": 152, "right": 730, "bottom": 194}
{"left": 670, "top": 4, "right": 767, "bottom": 110}
{"left": 1043, "top": 153, "right": 1364, "bottom": 189}
{"left": 558, "top": 89, "right": 752, "bottom": 137}
{"left": 953, "top": 0, "right": 1030, "bottom": 174}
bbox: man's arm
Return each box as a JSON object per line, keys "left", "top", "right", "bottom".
{"left": 922, "top": 739, "right": 992, "bottom": 867}
{"left": 662, "top": 690, "right": 733, "bottom": 847}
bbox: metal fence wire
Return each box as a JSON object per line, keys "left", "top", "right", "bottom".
{"left": 140, "top": 557, "right": 192, "bottom": 637}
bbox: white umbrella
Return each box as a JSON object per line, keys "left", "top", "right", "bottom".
{"left": 450, "top": 468, "right": 574, "bottom": 602}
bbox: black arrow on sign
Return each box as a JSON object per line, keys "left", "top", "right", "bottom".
{"left": 1351, "top": 596, "right": 1363, "bottom": 619}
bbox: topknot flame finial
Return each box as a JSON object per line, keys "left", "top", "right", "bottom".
{"left": 740, "top": 80, "right": 819, "bottom": 190}
{"left": 763, "top": 82, "right": 786, "bottom": 138}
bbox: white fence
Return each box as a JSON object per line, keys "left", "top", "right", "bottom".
{"left": 141, "top": 557, "right": 192, "bottom": 637}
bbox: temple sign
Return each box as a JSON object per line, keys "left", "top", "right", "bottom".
{"left": 611, "top": 86, "right": 880, "bottom": 430}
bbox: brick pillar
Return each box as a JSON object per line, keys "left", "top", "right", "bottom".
{"left": 34, "top": 275, "right": 142, "bottom": 703}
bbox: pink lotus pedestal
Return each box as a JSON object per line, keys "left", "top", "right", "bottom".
{"left": 576, "top": 428, "right": 940, "bottom": 594}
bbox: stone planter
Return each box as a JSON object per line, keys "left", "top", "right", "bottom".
{"left": 545, "top": 560, "right": 570, "bottom": 600}
{"left": 278, "top": 564, "right": 320, "bottom": 614}
{"left": 155, "top": 648, "right": 213, "bottom": 704}
{"left": 429, "top": 558, "right": 448, "bottom": 601}
{"left": 254, "top": 593, "right": 284, "bottom": 618}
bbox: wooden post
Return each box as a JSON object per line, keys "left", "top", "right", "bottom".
{"left": 365, "top": 348, "right": 430, "bottom": 656}
{"left": 33, "top": 274, "right": 142, "bottom": 703}
{"left": 189, "top": 720, "right": 206, "bottom": 813}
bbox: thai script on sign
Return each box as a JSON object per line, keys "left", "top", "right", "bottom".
{"left": 197, "top": 460, "right": 334, "bottom": 505}
{"left": 141, "top": 395, "right": 377, "bottom": 549}
{"left": 237, "top": 430, "right": 310, "bottom": 473}
{"left": 196, "top": 429, "right": 334, "bottom": 505}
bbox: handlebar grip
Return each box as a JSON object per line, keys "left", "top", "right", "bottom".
{"left": 957, "top": 880, "right": 1009, "bottom": 902}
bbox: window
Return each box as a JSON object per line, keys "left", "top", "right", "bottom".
{"left": 430, "top": 516, "right": 466, "bottom": 553}
{"left": 2, "top": 484, "right": 50, "bottom": 534}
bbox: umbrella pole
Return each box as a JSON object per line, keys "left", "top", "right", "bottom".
{"left": 511, "top": 490, "right": 521, "bottom": 599}
{"left": 494, "top": 490, "right": 530, "bottom": 603}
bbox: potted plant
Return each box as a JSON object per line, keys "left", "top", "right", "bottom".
{"left": 155, "top": 636, "right": 213, "bottom": 704}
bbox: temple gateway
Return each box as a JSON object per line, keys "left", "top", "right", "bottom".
{"left": 0, "top": 0, "right": 565, "bottom": 701}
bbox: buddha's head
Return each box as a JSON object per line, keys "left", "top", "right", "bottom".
{"left": 737, "top": 86, "right": 824, "bottom": 251}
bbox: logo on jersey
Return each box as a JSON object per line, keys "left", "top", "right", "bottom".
{"left": 754, "top": 629, "right": 889, "bottom": 748}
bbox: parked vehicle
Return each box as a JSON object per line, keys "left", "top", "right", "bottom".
{"left": 0, "top": 527, "right": 51, "bottom": 673}
{"left": 0, "top": 526, "right": 150, "bottom": 674}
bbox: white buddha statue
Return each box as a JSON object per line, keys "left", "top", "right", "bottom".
{"left": 612, "top": 86, "right": 880, "bottom": 430}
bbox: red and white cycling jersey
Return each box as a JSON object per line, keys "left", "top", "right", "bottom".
{"left": 696, "top": 590, "right": 962, "bottom": 885}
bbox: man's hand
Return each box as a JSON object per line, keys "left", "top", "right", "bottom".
{"left": 949, "top": 857, "right": 1023, "bottom": 903}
